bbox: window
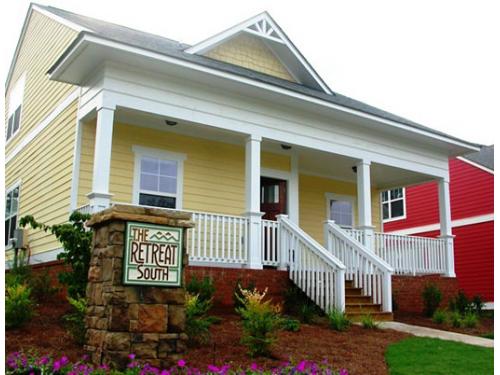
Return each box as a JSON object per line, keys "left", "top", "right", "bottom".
{"left": 381, "top": 187, "right": 405, "bottom": 221}
{"left": 6, "top": 74, "right": 26, "bottom": 142}
{"left": 133, "top": 146, "right": 185, "bottom": 209}
{"left": 326, "top": 193, "right": 354, "bottom": 227}
{"left": 5, "top": 184, "right": 20, "bottom": 247}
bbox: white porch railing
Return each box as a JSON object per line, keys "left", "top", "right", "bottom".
{"left": 188, "top": 211, "right": 249, "bottom": 265}
{"left": 343, "top": 228, "right": 365, "bottom": 244}
{"left": 373, "top": 232, "right": 447, "bottom": 275}
{"left": 278, "top": 215, "right": 346, "bottom": 312}
{"left": 325, "top": 221, "right": 393, "bottom": 312}
{"left": 262, "top": 219, "right": 280, "bottom": 266}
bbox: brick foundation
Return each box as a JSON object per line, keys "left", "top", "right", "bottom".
{"left": 392, "top": 274, "right": 459, "bottom": 313}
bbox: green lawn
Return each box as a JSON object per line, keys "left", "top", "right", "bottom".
{"left": 386, "top": 337, "right": 494, "bottom": 375}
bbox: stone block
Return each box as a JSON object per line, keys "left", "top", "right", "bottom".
{"left": 131, "top": 343, "right": 157, "bottom": 359}
{"left": 138, "top": 305, "right": 167, "bottom": 333}
{"left": 168, "top": 305, "right": 185, "bottom": 333}
{"left": 104, "top": 332, "right": 131, "bottom": 352}
{"left": 109, "top": 305, "right": 129, "bottom": 331}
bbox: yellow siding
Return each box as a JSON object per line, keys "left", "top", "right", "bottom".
{"left": 5, "top": 10, "right": 77, "bottom": 156}
{"left": 205, "top": 34, "right": 295, "bottom": 81}
{"left": 78, "top": 123, "right": 291, "bottom": 216}
{"left": 6, "top": 102, "right": 78, "bottom": 255}
{"left": 299, "top": 174, "right": 381, "bottom": 243}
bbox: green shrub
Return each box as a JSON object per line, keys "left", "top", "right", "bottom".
{"left": 327, "top": 309, "right": 351, "bottom": 331}
{"left": 448, "top": 290, "right": 471, "bottom": 315}
{"left": 20, "top": 212, "right": 92, "bottom": 299}
{"left": 471, "top": 295, "right": 484, "bottom": 316}
{"left": 283, "top": 284, "right": 320, "bottom": 323}
{"left": 281, "top": 317, "right": 301, "bottom": 332}
{"left": 30, "top": 269, "right": 60, "bottom": 302}
{"left": 422, "top": 283, "right": 442, "bottom": 317}
{"left": 233, "top": 279, "right": 256, "bottom": 311}
{"left": 448, "top": 311, "right": 462, "bottom": 328}
{"left": 185, "top": 293, "right": 215, "bottom": 345}
{"left": 462, "top": 312, "right": 479, "bottom": 328}
{"left": 236, "top": 287, "right": 282, "bottom": 357}
{"left": 432, "top": 309, "right": 447, "bottom": 324}
{"left": 186, "top": 276, "right": 215, "bottom": 303}
{"left": 361, "top": 314, "right": 379, "bottom": 329}
{"left": 63, "top": 297, "right": 87, "bottom": 345}
{"left": 6, "top": 283, "right": 34, "bottom": 329}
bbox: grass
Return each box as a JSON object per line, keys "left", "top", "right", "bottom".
{"left": 386, "top": 337, "right": 493, "bottom": 375}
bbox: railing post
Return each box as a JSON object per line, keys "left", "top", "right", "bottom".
{"left": 382, "top": 271, "right": 392, "bottom": 312}
{"left": 323, "top": 220, "right": 335, "bottom": 251}
{"left": 335, "top": 268, "right": 345, "bottom": 312}
{"left": 276, "top": 215, "right": 288, "bottom": 270}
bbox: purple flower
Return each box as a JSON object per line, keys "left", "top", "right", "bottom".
{"left": 208, "top": 364, "right": 220, "bottom": 373}
{"left": 339, "top": 370, "right": 349, "bottom": 375}
{"left": 129, "top": 353, "right": 136, "bottom": 360}
{"left": 178, "top": 359, "right": 186, "bottom": 367}
{"left": 161, "top": 370, "right": 171, "bottom": 375}
{"left": 250, "top": 363, "right": 259, "bottom": 371}
{"left": 296, "top": 360, "right": 307, "bottom": 372}
{"left": 54, "top": 361, "right": 62, "bottom": 371}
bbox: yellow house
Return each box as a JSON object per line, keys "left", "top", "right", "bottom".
{"left": 5, "top": 4, "right": 479, "bottom": 317}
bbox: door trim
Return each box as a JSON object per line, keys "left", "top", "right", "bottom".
{"left": 261, "top": 167, "right": 298, "bottom": 222}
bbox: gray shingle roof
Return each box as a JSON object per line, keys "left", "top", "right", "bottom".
{"left": 39, "top": 4, "right": 480, "bottom": 148}
{"left": 463, "top": 145, "right": 494, "bottom": 170}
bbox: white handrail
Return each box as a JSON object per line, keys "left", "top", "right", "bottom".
{"left": 325, "top": 221, "right": 393, "bottom": 312}
{"left": 278, "top": 215, "right": 345, "bottom": 312}
{"left": 262, "top": 219, "right": 280, "bottom": 266}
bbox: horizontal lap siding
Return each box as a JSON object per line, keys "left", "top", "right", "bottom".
{"left": 6, "top": 102, "right": 78, "bottom": 254}
{"left": 299, "top": 174, "right": 381, "bottom": 243}
{"left": 5, "top": 11, "right": 78, "bottom": 258}
{"left": 78, "top": 122, "right": 291, "bottom": 216}
{"left": 5, "top": 11, "right": 77, "bottom": 156}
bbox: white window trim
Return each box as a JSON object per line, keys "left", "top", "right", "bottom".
{"left": 381, "top": 187, "right": 407, "bottom": 223}
{"left": 132, "top": 145, "right": 186, "bottom": 209}
{"left": 6, "top": 73, "right": 26, "bottom": 144}
{"left": 325, "top": 192, "right": 356, "bottom": 228}
{"left": 5, "top": 181, "right": 21, "bottom": 250}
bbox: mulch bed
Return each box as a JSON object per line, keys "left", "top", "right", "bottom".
{"left": 6, "top": 302, "right": 410, "bottom": 375}
{"left": 394, "top": 311, "right": 494, "bottom": 337}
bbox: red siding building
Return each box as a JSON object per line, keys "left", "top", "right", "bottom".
{"left": 383, "top": 146, "right": 494, "bottom": 305}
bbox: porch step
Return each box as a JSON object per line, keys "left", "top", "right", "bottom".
{"left": 345, "top": 303, "right": 382, "bottom": 314}
{"left": 345, "top": 287, "right": 363, "bottom": 296}
{"left": 348, "top": 312, "right": 394, "bottom": 322}
{"left": 345, "top": 295, "right": 372, "bottom": 304}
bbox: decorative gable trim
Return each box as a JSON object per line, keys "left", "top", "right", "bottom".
{"left": 185, "top": 12, "right": 332, "bottom": 94}
{"left": 456, "top": 156, "right": 494, "bottom": 174}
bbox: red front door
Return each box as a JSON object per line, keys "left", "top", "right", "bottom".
{"left": 260, "top": 177, "right": 287, "bottom": 220}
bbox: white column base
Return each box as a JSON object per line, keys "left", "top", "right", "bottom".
{"left": 86, "top": 192, "right": 113, "bottom": 214}
{"left": 245, "top": 211, "right": 264, "bottom": 270}
{"left": 439, "top": 234, "right": 456, "bottom": 277}
{"left": 357, "top": 225, "right": 375, "bottom": 251}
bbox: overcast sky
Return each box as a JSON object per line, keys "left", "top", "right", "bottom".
{"left": 2, "top": 0, "right": 499, "bottom": 146}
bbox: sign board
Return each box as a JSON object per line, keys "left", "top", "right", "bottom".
{"left": 123, "top": 222, "right": 183, "bottom": 287}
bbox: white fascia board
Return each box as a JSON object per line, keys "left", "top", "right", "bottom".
{"left": 457, "top": 157, "right": 494, "bottom": 174}
{"left": 50, "top": 34, "right": 479, "bottom": 154}
{"left": 5, "top": 4, "right": 86, "bottom": 90}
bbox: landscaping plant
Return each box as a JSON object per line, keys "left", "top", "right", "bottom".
{"left": 20, "top": 211, "right": 92, "bottom": 299}
{"left": 233, "top": 279, "right": 256, "bottom": 310}
{"left": 236, "top": 286, "right": 283, "bottom": 357}
{"left": 448, "top": 311, "right": 462, "bottom": 328}
{"left": 432, "top": 309, "right": 447, "bottom": 324}
{"left": 471, "top": 295, "right": 485, "bottom": 316}
{"left": 185, "top": 293, "right": 216, "bottom": 345}
{"left": 6, "top": 352, "right": 349, "bottom": 374}
{"left": 361, "top": 314, "right": 379, "bottom": 329}
{"left": 6, "top": 283, "right": 34, "bottom": 329}
{"left": 327, "top": 309, "right": 351, "bottom": 331}
{"left": 29, "top": 269, "right": 60, "bottom": 302}
{"left": 283, "top": 284, "right": 320, "bottom": 323}
{"left": 281, "top": 317, "right": 301, "bottom": 332}
{"left": 63, "top": 296, "right": 88, "bottom": 345}
{"left": 422, "top": 283, "right": 442, "bottom": 317}
{"left": 448, "top": 290, "right": 472, "bottom": 315}
{"left": 186, "top": 275, "right": 216, "bottom": 303}
{"left": 462, "top": 312, "right": 479, "bottom": 328}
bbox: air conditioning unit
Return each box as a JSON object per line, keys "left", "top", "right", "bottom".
{"left": 10, "top": 228, "right": 27, "bottom": 249}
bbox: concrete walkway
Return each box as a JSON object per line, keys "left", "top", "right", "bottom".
{"left": 380, "top": 321, "right": 494, "bottom": 348}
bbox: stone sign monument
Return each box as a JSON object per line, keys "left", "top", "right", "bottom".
{"left": 84, "top": 205, "right": 194, "bottom": 368}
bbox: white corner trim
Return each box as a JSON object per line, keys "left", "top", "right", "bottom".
{"left": 131, "top": 145, "right": 186, "bottom": 209}
{"left": 32, "top": 5, "right": 89, "bottom": 33}
{"left": 386, "top": 213, "right": 494, "bottom": 235}
{"left": 5, "top": 89, "right": 80, "bottom": 165}
{"left": 457, "top": 157, "right": 494, "bottom": 175}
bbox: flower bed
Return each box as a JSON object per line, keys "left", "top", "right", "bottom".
{"left": 6, "top": 352, "right": 347, "bottom": 375}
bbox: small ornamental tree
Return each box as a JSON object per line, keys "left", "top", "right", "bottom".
{"left": 20, "top": 211, "right": 92, "bottom": 299}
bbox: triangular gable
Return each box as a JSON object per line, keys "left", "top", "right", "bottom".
{"left": 186, "top": 12, "right": 332, "bottom": 94}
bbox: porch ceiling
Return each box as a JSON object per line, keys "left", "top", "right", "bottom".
{"left": 114, "top": 107, "right": 436, "bottom": 190}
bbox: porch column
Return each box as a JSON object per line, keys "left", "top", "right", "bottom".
{"left": 245, "top": 135, "right": 263, "bottom": 269}
{"left": 289, "top": 154, "right": 299, "bottom": 224}
{"left": 87, "top": 105, "right": 115, "bottom": 213}
{"left": 356, "top": 160, "right": 374, "bottom": 250}
{"left": 438, "top": 178, "right": 456, "bottom": 277}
